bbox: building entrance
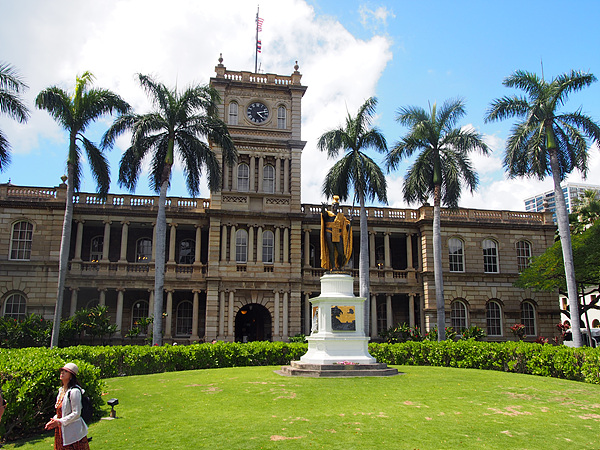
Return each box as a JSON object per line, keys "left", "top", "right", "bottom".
{"left": 235, "top": 303, "right": 272, "bottom": 342}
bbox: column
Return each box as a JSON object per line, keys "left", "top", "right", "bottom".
{"left": 282, "top": 291, "right": 289, "bottom": 338}
{"left": 229, "top": 225, "right": 236, "bottom": 263}
{"left": 256, "top": 226, "right": 263, "bottom": 262}
{"left": 303, "top": 229, "right": 310, "bottom": 267}
{"left": 249, "top": 156, "right": 256, "bottom": 192}
{"left": 369, "top": 231, "right": 375, "bottom": 268}
{"left": 275, "top": 157, "right": 281, "bottom": 193}
{"left": 384, "top": 232, "right": 391, "bottom": 268}
{"left": 151, "top": 223, "right": 156, "bottom": 262}
{"left": 386, "top": 295, "right": 393, "bottom": 329}
{"left": 248, "top": 226, "right": 254, "bottom": 263}
{"left": 165, "top": 290, "right": 173, "bottom": 338}
{"left": 168, "top": 223, "right": 177, "bottom": 263}
{"left": 304, "top": 293, "right": 311, "bottom": 335}
{"left": 221, "top": 225, "right": 228, "bottom": 262}
{"left": 191, "top": 291, "right": 200, "bottom": 341}
{"left": 74, "top": 221, "right": 84, "bottom": 261}
{"left": 119, "top": 222, "right": 129, "bottom": 262}
{"left": 274, "top": 291, "right": 280, "bottom": 339}
{"left": 99, "top": 289, "right": 106, "bottom": 306}
{"left": 417, "top": 234, "right": 422, "bottom": 270}
{"left": 102, "top": 221, "right": 111, "bottom": 261}
{"left": 194, "top": 226, "right": 202, "bottom": 265}
{"left": 258, "top": 156, "right": 264, "bottom": 192}
{"left": 406, "top": 233, "right": 413, "bottom": 269}
{"left": 116, "top": 289, "right": 124, "bottom": 337}
{"left": 283, "top": 227, "right": 289, "bottom": 263}
{"left": 274, "top": 227, "right": 281, "bottom": 263}
{"left": 219, "top": 291, "right": 225, "bottom": 339}
{"left": 408, "top": 294, "right": 415, "bottom": 328}
{"left": 371, "top": 294, "right": 377, "bottom": 338}
{"left": 232, "top": 162, "right": 238, "bottom": 191}
{"left": 228, "top": 291, "right": 235, "bottom": 340}
{"left": 283, "top": 157, "right": 289, "bottom": 194}
{"left": 223, "top": 158, "right": 229, "bottom": 190}
{"left": 148, "top": 290, "right": 154, "bottom": 318}
{"left": 69, "top": 288, "right": 79, "bottom": 316}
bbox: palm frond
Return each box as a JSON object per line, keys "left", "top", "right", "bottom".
{"left": 80, "top": 136, "right": 110, "bottom": 197}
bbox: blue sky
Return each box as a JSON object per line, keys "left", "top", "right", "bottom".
{"left": 2, "top": 0, "right": 600, "bottom": 210}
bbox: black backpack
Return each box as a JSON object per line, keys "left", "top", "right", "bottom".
{"left": 68, "top": 386, "right": 93, "bottom": 424}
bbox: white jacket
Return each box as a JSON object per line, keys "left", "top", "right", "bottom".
{"left": 53, "top": 386, "right": 88, "bottom": 446}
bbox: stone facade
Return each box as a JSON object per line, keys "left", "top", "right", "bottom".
{"left": 0, "top": 62, "right": 560, "bottom": 343}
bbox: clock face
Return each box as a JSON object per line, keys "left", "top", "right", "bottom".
{"left": 246, "top": 102, "right": 269, "bottom": 124}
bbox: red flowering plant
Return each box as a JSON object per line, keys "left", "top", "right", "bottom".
{"left": 510, "top": 323, "right": 526, "bottom": 340}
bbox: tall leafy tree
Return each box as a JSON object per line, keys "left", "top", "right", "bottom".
{"left": 387, "top": 98, "right": 489, "bottom": 341}
{"left": 36, "top": 72, "right": 130, "bottom": 348}
{"left": 102, "top": 74, "right": 236, "bottom": 345}
{"left": 485, "top": 70, "right": 600, "bottom": 347}
{"left": 570, "top": 189, "right": 600, "bottom": 234}
{"left": 317, "top": 97, "right": 388, "bottom": 336}
{"left": 0, "top": 62, "right": 30, "bottom": 170}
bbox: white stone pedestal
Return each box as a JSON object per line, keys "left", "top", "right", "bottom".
{"left": 300, "top": 273, "right": 376, "bottom": 365}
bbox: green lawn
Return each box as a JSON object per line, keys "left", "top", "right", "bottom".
{"left": 5, "top": 365, "right": 600, "bottom": 449}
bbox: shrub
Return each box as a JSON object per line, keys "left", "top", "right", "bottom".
{"left": 379, "top": 323, "right": 423, "bottom": 343}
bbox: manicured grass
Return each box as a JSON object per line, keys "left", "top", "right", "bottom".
{"left": 5, "top": 365, "right": 600, "bottom": 449}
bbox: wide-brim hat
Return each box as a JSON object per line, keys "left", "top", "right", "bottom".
{"left": 61, "top": 363, "right": 79, "bottom": 376}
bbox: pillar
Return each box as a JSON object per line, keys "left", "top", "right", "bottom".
{"left": 116, "top": 289, "right": 124, "bottom": 337}
{"left": 304, "top": 293, "right": 311, "bottom": 335}
{"left": 148, "top": 290, "right": 154, "bottom": 319}
{"left": 228, "top": 291, "right": 235, "bottom": 340}
{"left": 102, "top": 221, "right": 111, "bottom": 261}
{"left": 248, "top": 226, "right": 254, "bottom": 263}
{"left": 406, "top": 233, "right": 414, "bottom": 269}
{"left": 232, "top": 162, "right": 238, "bottom": 191}
{"left": 303, "top": 229, "right": 310, "bottom": 267}
{"left": 386, "top": 295, "right": 393, "bottom": 329}
{"left": 168, "top": 223, "right": 177, "bottom": 263}
{"left": 257, "top": 227, "right": 263, "bottom": 262}
{"left": 371, "top": 294, "right": 377, "bottom": 338}
{"left": 69, "top": 288, "right": 79, "bottom": 316}
{"left": 275, "top": 157, "right": 281, "bottom": 193}
{"left": 369, "top": 231, "right": 375, "bottom": 268}
{"left": 119, "top": 222, "right": 129, "bottom": 262}
{"left": 98, "top": 289, "right": 106, "bottom": 306}
{"left": 283, "top": 157, "right": 289, "bottom": 194}
{"left": 223, "top": 158, "right": 229, "bottom": 190}
{"left": 283, "top": 227, "right": 289, "bottom": 263}
{"left": 384, "top": 232, "right": 391, "bottom": 269}
{"left": 191, "top": 291, "right": 200, "bottom": 341}
{"left": 165, "top": 290, "right": 173, "bottom": 338}
{"left": 274, "top": 227, "right": 281, "bottom": 263}
{"left": 221, "top": 225, "right": 227, "bottom": 262}
{"left": 151, "top": 223, "right": 156, "bottom": 262}
{"left": 283, "top": 291, "right": 289, "bottom": 338}
{"left": 409, "top": 294, "right": 415, "bottom": 328}
{"left": 249, "top": 155, "right": 256, "bottom": 192}
{"left": 229, "top": 225, "right": 236, "bottom": 263}
{"left": 194, "top": 226, "right": 202, "bottom": 265}
{"left": 219, "top": 291, "right": 225, "bottom": 339}
{"left": 258, "top": 156, "right": 264, "bottom": 192}
{"left": 274, "top": 291, "right": 280, "bottom": 339}
{"left": 74, "top": 221, "right": 84, "bottom": 261}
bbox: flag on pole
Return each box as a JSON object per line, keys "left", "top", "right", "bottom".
{"left": 257, "top": 17, "right": 264, "bottom": 32}
{"left": 257, "top": 40, "right": 262, "bottom": 53}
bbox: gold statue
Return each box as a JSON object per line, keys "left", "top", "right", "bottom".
{"left": 320, "top": 195, "right": 352, "bottom": 271}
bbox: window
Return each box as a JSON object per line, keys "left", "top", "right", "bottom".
{"left": 10, "top": 221, "right": 33, "bottom": 260}
{"left": 131, "top": 300, "right": 149, "bottom": 334}
{"left": 277, "top": 106, "right": 286, "bottom": 129}
{"left": 178, "top": 239, "right": 195, "bottom": 264}
{"left": 237, "top": 163, "right": 249, "bottom": 192}
{"left": 516, "top": 240, "right": 531, "bottom": 272}
{"left": 176, "top": 301, "right": 193, "bottom": 336}
{"left": 486, "top": 301, "right": 502, "bottom": 336}
{"left": 90, "top": 236, "right": 103, "bottom": 262}
{"left": 451, "top": 300, "right": 468, "bottom": 331}
{"left": 236, "top": 229, "right": 248, "bottom": 263}
{"left": 3, "top": 292, "right": 26, "bottom": 320}
{"left": 262, "top": 230, "right": 274, "bottom": 263}
{"left": 136, "top": 238, "right": 152, "bottom": 263}
{"left": 448, "top": 238, "right": 464, "bottom": 272}
{"left": 593, "top": 319, "right": 600, "bottom": 328}
{"left": 483, "top": 239, "right": 498, "bottom": 273}
{"left": 521, "top": 301, "right": 536, "bottom": 336}
{"left": 228, "top": 102, "right": 238, "bottom": 125}
{"left": 263, "top": 164, "right": 274, "bottom": 193}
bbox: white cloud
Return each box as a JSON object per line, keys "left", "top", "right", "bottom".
{"left": 359, "top": 4, "right": 395, "bottom": 32}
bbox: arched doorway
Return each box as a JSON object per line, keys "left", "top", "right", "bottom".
{"left": 235, "top": 303, "right": 271, "bottom": 342}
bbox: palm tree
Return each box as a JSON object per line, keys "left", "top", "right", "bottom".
{"left": 317, "top": 97, "right": 388, "bottom": 337}
{"left": 386, "top": 98, "right": 489, "bottom": 341}
{"left": 36, "top": 71, "right": 130, "bottom": 348}
{"left": 570, "top": 189, "right": 600, "bottom": 234}
{"left": 485, "top": 70, "right": 600, "bottom": 348}
{"left": 0, "top": 62, "right": 30, "bottom": 170}
{"left": 102, "top": 74, "right": 237, "bottom": 345}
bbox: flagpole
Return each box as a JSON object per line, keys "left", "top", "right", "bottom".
{"left": 255, "top": 6, "right": 259, "bottom": 73}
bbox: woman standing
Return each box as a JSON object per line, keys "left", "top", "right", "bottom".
{"left": 45, "top": 363, "right": 89, "bottom": 449}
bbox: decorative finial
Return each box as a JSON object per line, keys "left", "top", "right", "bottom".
{"left": 218, "top": 53, "right": 223, "bottom": 65}
{"left": 294, "top": 61, "right": 299, "bottom": 72}
{"left": 60, "top": 175, "right": 68, "bottom": 184}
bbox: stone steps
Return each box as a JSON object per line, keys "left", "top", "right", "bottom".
{"left": 275, "top": 361, "right": 400, "bottom": 378}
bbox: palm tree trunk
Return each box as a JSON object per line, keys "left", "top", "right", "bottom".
{"left": 358, "top": 193, "right": 370, "bottom": 337}
{"left": 433, "top": 184, "right": 445, "bottom": 341}
{"left": 549, "top": 150, "right": 582, "bottom": 347}
{"left": 152, "top": 177, "right": 169, "bottom": 346}
{"left": 50, "top": 163, "right": 75, "bottom": 348}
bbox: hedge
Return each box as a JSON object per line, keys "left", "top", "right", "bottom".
{"left": 1, "top": 340, "right": 599, "bottom": 442}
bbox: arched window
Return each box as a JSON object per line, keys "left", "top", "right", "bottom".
{"left": 448, "top": 238, "right": 464, "bottom": 272}
{"left": 263, "top": 164, "right": 275, "bottom": 193}
{"left": 90, "top": 236, "right": 103, "bottom": 262}
{"left": 516, "top": 240, "right": 532, "bottom": 272}
{"left": 228, "top": 102, "right": 238, "bottom": 125}
{"left": 176, "top": 301, "right": 194, "bottom": 336}
{"left": 486, "top": 300, "right": 502, "bottom": 336}
{"left": 179, "top": 239, "right": 195, "bottom": 264}
{"left": 3, "top": 292, "right": 27, "bottom": 320}
{"left": 593, "top": 319, "right": 600, "bottom": 328}
{"left": 10, "top": 221, "right": 34, "bottom": 260}
{"left": 236, "top": 229, "right": 248, "bottom": 263}
{"left": 451, "top": 299, "right": 468, "bottom": 331}
{"left": 483, "top": 239, "right": 499, "bottom": 273}
{"left": 237, "top": 163, "right": 249, "bottom": 192}
{"left": 131, "top": 300, "right": 149, "bottom": 334}
{"left": 277, "top": 105, "right": 286, "bottom": 129}
{"left": 521, "top": 301, "right": 536, "bottom": 336}
{"left": 136, "top": 238, "right": 152, "bottom": 263}
{"left": 262, "top": 230, "right": 274, "bottom": 264}
{"left": 85, "top": 299, "right": 99, "bottom": 309}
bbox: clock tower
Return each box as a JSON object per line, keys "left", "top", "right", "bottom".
{"left": 205, "top": 56, "right": 307, "bottom": 342}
